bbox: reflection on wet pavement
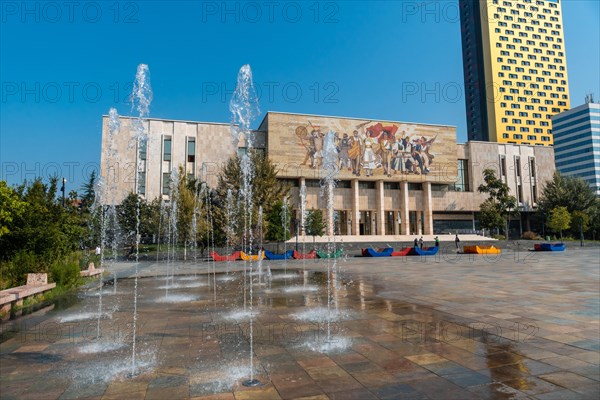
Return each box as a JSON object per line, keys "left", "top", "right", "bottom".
{"left": 1, "top": 248, "right": 598, "bottom": 399}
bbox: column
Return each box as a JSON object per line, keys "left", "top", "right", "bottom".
{"left": 423, "top": 181, "right": 433, "bottom": 235}
{"left": 400, "top": 181, "right": 410, "bottom": 235}
{"left": 376, "top": 180, "right": 385, "bottom": 235}
{"left": 351, "top": 179, "right": 359, "bottom": 236}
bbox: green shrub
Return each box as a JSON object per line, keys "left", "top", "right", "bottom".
{"left": 492, "top": 234, "right": 506, "bottom": 240}
{"left": 522, "top": 231, "right": 541, "bottom": 240}
{"left": 50, "top": 253, "right": 81, "bottom": 288}
{"left": 0, "top": 251, "right": 44, "bottom": 288}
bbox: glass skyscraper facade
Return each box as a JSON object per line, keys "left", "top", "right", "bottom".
{"left": 552, "top": 102, "right": 600, "bottom": 196}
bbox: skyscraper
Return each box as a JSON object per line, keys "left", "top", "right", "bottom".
{"left": 552, "top": 101, "right": 600, "bottom": 196}
{"left": 460, "top": 0, "right": 570, "bottom": 146}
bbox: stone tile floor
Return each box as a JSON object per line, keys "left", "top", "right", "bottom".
{"left": 0, "top": 247, "right": 598, "bottom": 399}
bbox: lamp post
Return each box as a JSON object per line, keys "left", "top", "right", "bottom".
{"left": 61, "top": 177, "right": 67, "bottom": 207}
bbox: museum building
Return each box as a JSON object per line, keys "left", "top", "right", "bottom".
{"left": 101, "top": 111, "right": 555, "bottom": 237}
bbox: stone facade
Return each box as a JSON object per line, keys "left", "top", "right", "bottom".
{"left": 100, "top": 112, "right": 555, "bottom": 237}
{"left": 100, "top": 116, "right": 265, "bottom": 204}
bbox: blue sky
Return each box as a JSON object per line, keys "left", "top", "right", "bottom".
{"left": 1, "top": 0, "right": 599, "bottom": 189}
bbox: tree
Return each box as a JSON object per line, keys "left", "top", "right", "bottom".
{"left": 173, "top": 166, "right": 196, "bottom": 260}
{"left": 80, "top": 171, "right": 97, "bottom": 212}
{"left": 217, "top": 151, "right": 289, "bottom": 216}
{"left": 265, "top": 199, "right": 292, "bottom": 244}
{"left": 478, "top": 198, "right": 505, "bottom": 234}
{"left": 1, "top": 177, "right": 83, "bottom": 266}
{"left": 478, "top": 169, "right": 518, "bottom": 239}
{"left": 547, "top": 206, "right": 571, "bottom": 242}
{"left": 216, "top": 150, "right": 290, "bottom": 245}
{"left": 304, "top": 209, "right": 325, "bottom": 244}
{"left": 538, "top": 173, "right": 596, "bottom": 215}
{"left": 571, "top": 211, "right": 590, "bottom": 245}
{"left": 0, "top": 177, "right": 90, "bottom": 288}
{"left": 117, "top": 192, "right": 153, "bottom": 247}
{"left": 0, "top": 181, "right": 27, "bottom": 239}
{"left": 589, "top": 200, "right": 600, "bottom": 241}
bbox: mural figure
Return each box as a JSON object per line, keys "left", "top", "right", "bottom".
{"left": 296, "top": 126, "right": 314, "bottom": 167}
{"left": 338, "top": 133, "right": 351, "bottom": 171}
{"left": 312, "top": 128, "right": 324, "bottom": 169}
{"left": 362, "top": 136, "right": 377, "bottom": 177}
{"left": 380, "top": 132, "right": 393, "bottom": 177}
{"left": 391, "top": 136, "right": 404, "bottom": 174}
{"left": 293, "top": 120, "right": 439, "bottom": 177}
{"left": 349, "top": 130, "right": 363, "bottom": 176}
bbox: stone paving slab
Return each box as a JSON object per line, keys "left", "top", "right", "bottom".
{"left": 0, "top": 248, "right": 598, "bottom": 399}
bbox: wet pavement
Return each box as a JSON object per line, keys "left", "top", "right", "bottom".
{"left": 0, "top": 247, "right": 598, "bottom": 399}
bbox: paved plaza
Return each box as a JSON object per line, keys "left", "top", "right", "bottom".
{"left": 1, "top": 247, "right": 598, "bottom": 399}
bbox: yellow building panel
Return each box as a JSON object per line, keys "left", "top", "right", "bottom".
{"left": 476, "top": 0, "right": 570, "bottom": 146}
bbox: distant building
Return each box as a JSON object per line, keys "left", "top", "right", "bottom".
{"left": 552, "top": 102, "right": 600, "bottom": 196}
{"left": 101, "top": 112, "right": 555, "bottom": 237}
{"left": 459, "top": 0, "right": 570, "bottom": 146}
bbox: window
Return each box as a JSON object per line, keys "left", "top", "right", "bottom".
{"left": 408, "top": 183, "right": 422, "bottom": 191}
{"left": 187, "top": 138, "right": 195, "bottom": 163}
{"left": 139, "top": 140, "right": 147, "bottom": 161}
{"left": 137, "top": 141, "right": 147, "bottom": 195}
{"left": 305, "top": 179, "right": 321, "bottom": 187}
{"left": 359, "top": 181, "right": 376, "bottom": 189}
{"left": 163, "top": 136, "right": 172, "bottom": 161}
{"left": 515, "top": 156, "right": 521, "bottom": 177}
{"left": 384, "top": 182, "right": 400, "bottom": 190}
{"left": 500, "top": 156, "right": 507, "bottom": 177}
{"left": 162, "top": 172, "right": 170, "bottom": 195}
{"left": 451, "top": 159, "right": 469, "bottom": 192}
{"left": 137, "top": 172, "right": 145, "bottom": 196}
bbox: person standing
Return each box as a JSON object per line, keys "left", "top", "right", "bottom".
{"left": 413, "top": 237, "right": 418, "bottom": 248}
{"left": 455, "top": 233, "right": 460, "bottom": 249}
{"left": 434, "top": 236, "right": 439, "bottom": 247}
{"left": 418, "top": 237, "right": 424, "bottom": 249}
